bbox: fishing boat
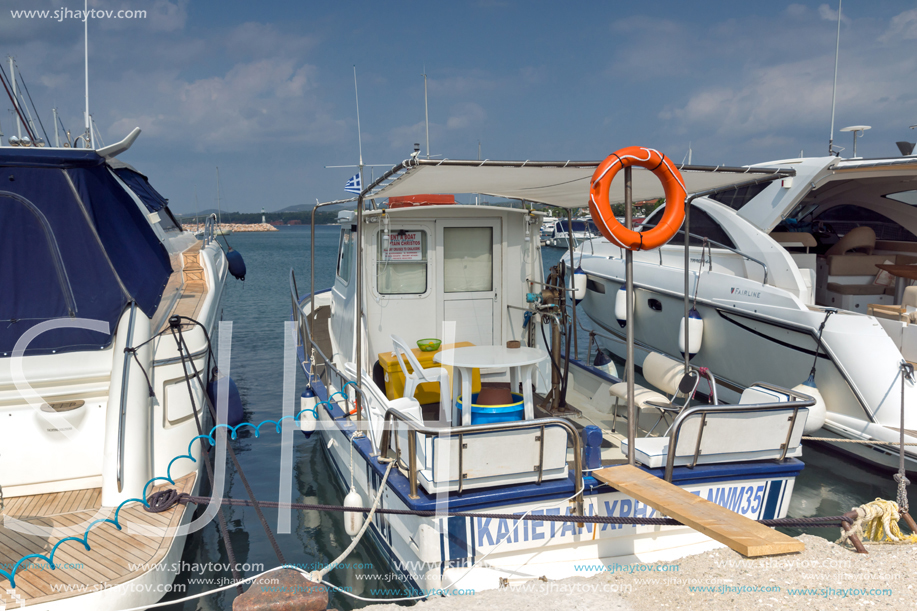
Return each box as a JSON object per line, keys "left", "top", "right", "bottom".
{"left": 291, "top": 151, "right": 814, "bottom": 593}
{"left": 0, "top": 130, "right": 232, "bottom": 609}
{"left": 577, "top": 153, "right": 917, "bottom": 472}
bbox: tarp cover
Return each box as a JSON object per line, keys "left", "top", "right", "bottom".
{"left": 0, "top": 148, "right": 172, "bottom": 355}
{"left": 113, "top": 166, "right": 168, "bottom": 212}
{"left": 371, "top": 159, "right": 793, "bottom": 209}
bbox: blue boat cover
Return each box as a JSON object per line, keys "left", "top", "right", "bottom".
{"left": 0, "top": 148, "right": 172, "bottom": 356}
{"left": 113, "top": 167, "right": 168, "bottom": 212}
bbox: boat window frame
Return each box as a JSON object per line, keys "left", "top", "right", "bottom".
{"left": 372, "top": 224, "right": 433, "bottom": 300}
{"left": 335, "top": 225, "right": 355, "bottom": 286}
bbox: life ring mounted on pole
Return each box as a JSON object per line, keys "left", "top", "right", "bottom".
{"left": 589, "top": 146, "right": 687, "bottom": 251}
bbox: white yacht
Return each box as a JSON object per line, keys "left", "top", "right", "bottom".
{"left": 544, "top": 218, "right": 597, "bottom": 248}
{"left": 292, "top": 156, "right": 814, "bottom": 594}
{"left": 577, "top": 154, "right": 917, "bottom": 472}
{"left": 0, "top": 131, "right": 230, "bottom": 609}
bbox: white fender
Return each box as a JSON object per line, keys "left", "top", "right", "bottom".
{"left": 300, "top": 389, "right": 318, "bottom": 433}
{"left": 794, "top": 375, "right": 826, "bottom": 434}
{"left": 615, "top": 286, "right": 627, "bottom": 328}
{"left": 343, "top": 487, "right": 364, "bottom": 536}
{"left": 572, "top": 268, "right": 587, "bottom": 303}
{"left": 678, "top": 307, "right": 704, "bottom": 359}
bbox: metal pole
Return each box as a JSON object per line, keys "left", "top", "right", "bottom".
{"left": 84, "top": 0, "right": 91, "bottom": 148}
{"left": 828, "top": 0, "right": 842, "bottom": 155}
{"left": 355, "top": 194, "right": 364, "bottom": 426}
{"left": 423, "top": 70, "right": 430, "bottom": 159}
{"left": 625, "top": 166, "right": 635, "bottom": 466}
{"left": 684, "top": 200, "right": 691, "bottom": 375}
{"left": 53, "top": 107, "right": 60, "bottom": 147}
{"left": 9, "top": 58, "right": 21, "bottom": 139}
{"left": 566, "top": 208, "right": 578, "bottom": 360}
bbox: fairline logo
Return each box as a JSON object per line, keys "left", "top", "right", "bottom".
{"left": 730, "top": 287, "right": 761, "bottom": 298}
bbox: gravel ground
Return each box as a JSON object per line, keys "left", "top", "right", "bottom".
{"left": 363, "top": 535, "right": 917, "bottom": 611}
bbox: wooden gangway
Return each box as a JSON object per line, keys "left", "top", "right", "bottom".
{"left": 593, "top": 465, "right": 805, "bottom": 557}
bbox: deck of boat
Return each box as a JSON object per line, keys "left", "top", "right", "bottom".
{"left": 155, "top": 240, "right": 209, "bottom": 332}
{"left": 0, "top": 473, "right": 195, "bottom": 607}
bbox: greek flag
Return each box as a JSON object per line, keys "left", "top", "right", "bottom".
{"left": 344, "top": 173, "right": 361, "bottom": 194}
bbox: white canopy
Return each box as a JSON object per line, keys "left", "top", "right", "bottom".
{"left": 369, "top": 159, "right": 793, "bottom": 209}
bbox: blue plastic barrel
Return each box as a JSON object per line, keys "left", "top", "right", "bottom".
{"left": 457, "top": 392, "right": 525, "bottom": 425}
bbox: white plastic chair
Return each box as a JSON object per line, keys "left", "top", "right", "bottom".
{"left": 391, "top": 335, "right": 451, "bottom": 422}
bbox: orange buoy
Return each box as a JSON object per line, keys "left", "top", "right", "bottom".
{"left": 589, "top": 146, "right": 686, "bottom": 251}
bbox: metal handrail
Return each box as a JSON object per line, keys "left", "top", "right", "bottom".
{"left": 203, "top": 213, "right": 218, "bottom": 244}
{"left": 669, "top": 231, "right": 769, "bottom": 285}
{"left": 116, "top": 302, "right": 137, "bottom": 493}
{"left": 662, "top": 382, "right": 815, "bottom": 482}
{"left": 377, "top": 406, "right": 584, "bottom": 518}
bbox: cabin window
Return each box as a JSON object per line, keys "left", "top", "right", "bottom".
{"left": 377, "top": 229, "right": 428, "bottom": 294}
{"left": 336, "top": 228, "right": 354, "bottom": 282}
{"left": 814, "top": 205, "right": 917, "bottom": 242}
{"left": 709, "top": 183, "right": 770, "bottom": 211}
{"left": 443, "top": 227, "right": 493, "bottom": 293}
{"left": 641, "top": 204, "right": 736, "bottom": 249}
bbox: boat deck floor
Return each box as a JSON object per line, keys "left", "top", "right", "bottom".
{"left": 0, "top": 473, "right": 195, "bottom": 607}
{"left": 155, "top": 241, "right": 209, "bottom": 333}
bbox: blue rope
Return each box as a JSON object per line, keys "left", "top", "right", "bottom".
{"left": 0, "top": 399, "right": 335, "bottom": 589}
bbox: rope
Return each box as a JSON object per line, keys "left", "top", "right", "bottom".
{"left": 310, "top": 462, "right": 394, "bottom": 582}
{"left": 146, "top": 489, "right": 851, "bottom": 528}
{"left": 837, "top": 499, "right": 917, "bottom": 546}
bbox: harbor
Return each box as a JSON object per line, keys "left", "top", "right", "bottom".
{"left": 3, "top": 2, "right": 917, "bottom": 610}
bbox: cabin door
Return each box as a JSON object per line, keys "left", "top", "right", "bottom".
{"left": 437, "top": 220, "right": 502, "bottom": 347}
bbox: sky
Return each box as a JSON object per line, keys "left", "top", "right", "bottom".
{"left": 2, "top": 0, "right": 917, "bottom": 214}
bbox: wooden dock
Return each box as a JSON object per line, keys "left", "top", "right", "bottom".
{"left": 593, "top": 465, "right": 805, "bottom": 557}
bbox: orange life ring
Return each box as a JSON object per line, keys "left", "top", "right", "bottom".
{"left": 588, "top": 146, "right": 686, "bottom": 251}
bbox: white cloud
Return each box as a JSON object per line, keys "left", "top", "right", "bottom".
{"left": 818, "top": 3, "right": 851, "bottom": 25}
{"left": 446, "top": 103, "right": 485, "bottom": 130}
{"left": 149, "top": 0, "right": 188, "bottom": 32}
{"left": 880, "top": 8, "right": 917, "bottom": 43}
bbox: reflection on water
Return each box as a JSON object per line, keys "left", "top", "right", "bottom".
{"left": 156, "top": 228, "right": 897, "bottom": 609}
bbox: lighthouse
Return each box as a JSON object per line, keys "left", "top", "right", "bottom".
{"left": 261, "top": 207, "right": 265, "bottom": 224}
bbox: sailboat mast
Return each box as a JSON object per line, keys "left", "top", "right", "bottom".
{"left": 53, "top": 107, "right": 60, "bottom": 147}
{"left": 216, "top": 167, "right": 223, "bottom": 226}
{"left": 9, "top": 58, "right": 21, "bottom": 139}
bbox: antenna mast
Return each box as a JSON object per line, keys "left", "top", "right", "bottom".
{"left": 8, "top": 58, "right": 22, "bottom": 139}
{"left": 83, "top": 0, "right": 91, "bottom": 148}
{"left": 423, "top": 68, "right": 430, "bottom": 159}
{"left": 828, "top": 0, "right": 842, "bottom": 156}
{"left": 353, "top": 66, "right": 364, "bottom": 190}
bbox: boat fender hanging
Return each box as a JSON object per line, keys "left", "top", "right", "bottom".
{"left": 589, "top": 146, "right": 686, "bottom": 251}
{"left": 679, "top": 307, "right": 704, "bottom": 360}
{"left": 299, "top": 388, "right": 318, "bottom": 437}
{"left": 572, "top": 267, "right": 587, "bottom": 304}
{"left": 794, "top": 374, "right": 827, "bottom": 434}
{"left": 207, "top": 368, "right": 244, "bottom": 427}
{"left": 226, "top": 247, "right": 246, "bottom": 281}
{"left": 615, "top": 285, "right": 627, "bottom": 328}
{"left": 343, "top": 488, "right": 364, "bottom": 536}
{"left": 593, "top": 347, "right": 617, "bottom": 377}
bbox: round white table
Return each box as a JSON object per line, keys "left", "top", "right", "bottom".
{"left": 435, "top": 346, "right": 547, "bottom": 426}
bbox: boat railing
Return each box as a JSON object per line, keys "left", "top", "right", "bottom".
{"left": 662, "top": 382, "right": 815, "bottom": 483}
{"left": 289, "top": 269, "right": 372, "bottom": 427}
{"left": 116, "top": 302, "right": 137, "bottom": 493}
{"left": 377, "top": 406, "right": 584, "bottom": 517}
{"left": 204, "top": 213, "right": 218, "bottom": 244}
{"left": 673, "top": 231, "right": 769, "bottom": 285}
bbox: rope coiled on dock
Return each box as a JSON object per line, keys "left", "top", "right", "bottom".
{"left": 837, "top": 499, "right": 917, "bottom": 546}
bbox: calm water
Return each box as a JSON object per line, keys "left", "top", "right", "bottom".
{"left": 158, "top": 227, "right": 902, "bottom": 610}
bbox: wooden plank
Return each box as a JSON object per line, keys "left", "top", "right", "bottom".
{"left": 592, "top": 465, "right": 805, "bottom": 557}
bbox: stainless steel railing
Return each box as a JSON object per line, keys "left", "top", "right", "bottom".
{"left": 377, "top": 406, "right": 584, "bottom": 517}
{"left": 662, "top": 382, "right": 815, "bottom": 482}
{"left": 116, "top": 302, "right": 137, "bottom": 493}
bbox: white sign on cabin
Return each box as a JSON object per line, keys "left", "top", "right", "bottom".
{"left": 383, "top": 232, "right": 424, "bottom": 261}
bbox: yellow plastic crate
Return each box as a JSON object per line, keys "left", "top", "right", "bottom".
{"left": 377, "top": 341, "right": 481, "bottom": 404}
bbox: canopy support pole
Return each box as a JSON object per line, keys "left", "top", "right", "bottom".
{"left": 625, "top": 166, "right": 635, "bottom": 466}
{"left": 684, "top": 200, "right": 691, "bottom": 376}
{"left": 566, "top": 208, "right": 578, "bottom": 360}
